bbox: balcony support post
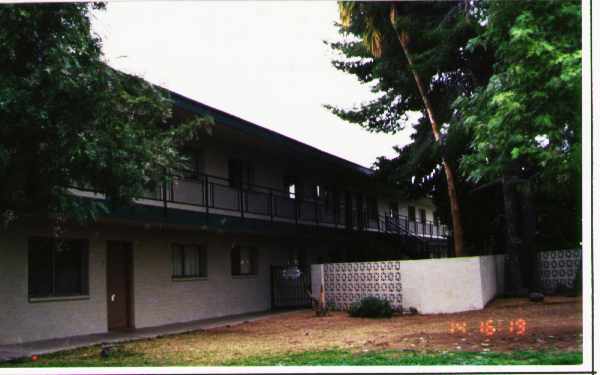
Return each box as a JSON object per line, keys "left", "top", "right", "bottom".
{"left": 269, "top": 190, "right": 274, "bottom": 223}
{"left": 162, "top": 179, "right": 168, "bottom": 219}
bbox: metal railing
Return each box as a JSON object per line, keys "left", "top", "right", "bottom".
{"left": 95, "top": 171, "right": 449, "bottom": 239}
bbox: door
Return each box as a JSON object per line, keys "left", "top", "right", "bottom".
{"left": 106, "top": 241, "right": 132, "bottom": 331}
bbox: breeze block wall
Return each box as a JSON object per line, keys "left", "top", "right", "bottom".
{"left": 536, "top": 248, "right": 582, "bottom": 292}
{"left": 320, "top": 261, "right": 403, "bottom": 310}
{"left": 312, "top": 255, "right": 505, "bottom": 315}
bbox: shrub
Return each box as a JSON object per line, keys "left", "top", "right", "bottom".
{"left": 348, "top": 296, "right": 393, "bottom": 318}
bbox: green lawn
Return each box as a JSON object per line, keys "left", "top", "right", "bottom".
{"left": 4, "top": 348, "right": 582, "bottom": 367}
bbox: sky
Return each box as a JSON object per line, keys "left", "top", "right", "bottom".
{"left": 91, "top": 2, "right": 417, "bottom": 168}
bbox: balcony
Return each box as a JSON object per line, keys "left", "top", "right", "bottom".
{"left": 70, "top": 173, "right": 449, "bottom": 240}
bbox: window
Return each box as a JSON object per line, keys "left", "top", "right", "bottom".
{"left": 314, "top": 184, "right": 321, "bottom": 199}
{"left": 28, "top": 237, "right": 89, "bottom": 299}
{"left": 172, "top": 244, "right": 207, "bottom": 278}
{"left": 231, "top": 246, "right": 258, "bottom": 276}
{"left": 420, "top": 209, "right": 427, "bottom": 224}
{"left": 284, "top": 176, "right": 296, "bottom": 199}
{"left": 182, "top": 149, "right": 203, "bottom": 179}
{"left": 408, "top": 206, "right": 416, "bottom": 221}
{"left": 228, "top": 159, "right": 254, "bottom": 189}
{"left": 367, "top": 197, "right": 378, "bottom": 220}
{"left": 389, "top": 201, "right": 399, "bottom": 217}
{"left": 433, "top": 211, "right": 440, "bottom": 225}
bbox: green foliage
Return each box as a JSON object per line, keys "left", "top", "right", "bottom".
{"left": 348, "top": 296, "right": 393, "bottom": 318}
{"left": 330, "top": 1, "right": 582, "bottom": 251}
{"left": 456, "top": 1, "right": 581, "bottom": 186}
{"left": 0, "top": 4, "right": 212, "bottom": 224}
{"left": 327, "top": 2, "right": 491, "bottom": 135}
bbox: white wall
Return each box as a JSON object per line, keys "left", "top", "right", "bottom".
{"left": 0, "top": 230, "right": 107, "bottom": 345}
{"left": 312, "top": 255, "right": 506, "bottom": 316}
{"left": 400, "top": 257, "right": 484, "bottom": 314}
{"left": 479, "top": 255, "right": 505, "bottom": 306}
{"left": 0, "top": 225, "right": 290, "bottom": 345}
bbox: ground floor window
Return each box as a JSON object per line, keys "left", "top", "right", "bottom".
{"left": 28, "top": 237, "right": 89, "bottom": 299}
{"left": 172, "top": 244, "right": 207, "bottom": 278}
{"left": 231, "top": 246, "right": 258, "bottom": 276}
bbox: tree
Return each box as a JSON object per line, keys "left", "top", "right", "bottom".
{"left": 330, "top": 1, "right": 492, "bottom": 256}
{"left": 454, "top": 0, "right": 581, "bottom": 291}
{"left": 0, "top": 4, "right": 211, "bottom": 226}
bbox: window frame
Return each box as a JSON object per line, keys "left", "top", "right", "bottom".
{"left": 419, "top": 208, "right": 427, "bottom": 224}
{"left": 171, "top": 243, "right": 208, "bottom": 280}
{"left": 231, "top": 245, "right": 258, "bottom": 277}
{"left": 408, "top": 206, "right": 416, "bottom": 221}
{"left": 28, "top": 237, "right": 89, "bottom": 300}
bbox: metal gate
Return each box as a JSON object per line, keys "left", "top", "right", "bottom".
{"left": 270, "top": 266, "right": 312, "bottom": 309}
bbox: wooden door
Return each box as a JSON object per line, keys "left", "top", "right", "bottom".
{"left": 106, "top": 241, "right": 132, "bottom": 331}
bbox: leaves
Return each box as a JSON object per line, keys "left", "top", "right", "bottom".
{"left": 0, "top": 4, "right": 211, "bottom": 223}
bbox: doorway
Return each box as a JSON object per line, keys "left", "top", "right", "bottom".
{"left": 106, "top": 241, "right": 133, "bottom": 331}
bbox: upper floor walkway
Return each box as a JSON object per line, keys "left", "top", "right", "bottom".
{"left": 70, "top": 171, "right": 449, "bottom": 240}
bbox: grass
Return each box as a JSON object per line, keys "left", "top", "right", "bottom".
{"left": 5, "top": 348, "right": 582, "bottom": 367}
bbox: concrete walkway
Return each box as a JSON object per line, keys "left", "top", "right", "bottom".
{"left": 0, "top": 310, "right": 297, "bottom": 363}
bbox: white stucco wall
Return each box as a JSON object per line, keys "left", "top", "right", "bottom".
{"left": 0, "top": 230, "right": 107, "bottom": 345}
{"left": 479, "top": 255, "right": 505, "bottom": 307}
{"left": 314, "top": 255, "right": 505, "bottom": 316}
{"left": 0, "top": 225, "right": 289, "bottom": 345}
{"left": 400, "top": 257, "right": 484, "bottom": 314}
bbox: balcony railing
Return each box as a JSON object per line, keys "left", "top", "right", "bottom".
{"left": 77, "top": 172, "right": 449, "bottom": 239}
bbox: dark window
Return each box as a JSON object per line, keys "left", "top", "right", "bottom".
{"left": 28, "top": 237, "right": 89, "bottom": 298}
{"left": 367, "top": 197, "right": 378, "bottom": 220}
{"left": 231, "top": 246, "right": 258, "bottom": 276}
{"left": 228, "top": 159, "right": 254, "bottom": 189}
{"left": 433, "top": 211, "right": 440, "bottom": 225}
{"left": 172, "top": 244, "right": 207, "bottom": 278}
{"left": 389, "top": 201, "right": 399, "bottom": 217}
{"left": 182, "top": 150, "right": 203, "bottom": 179}
{"left": 420, "top": 209, "right": 427, "bottom": 224}
{"left": 408, "top": 206, "right": 416, "bottom": 221}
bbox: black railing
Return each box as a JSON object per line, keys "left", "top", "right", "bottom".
{"left": 78, "top": 171, "right": 448, "bottom": 239}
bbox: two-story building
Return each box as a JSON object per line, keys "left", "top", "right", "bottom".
{"left": 0, "top": 88, "right": 449, "bottom": 346}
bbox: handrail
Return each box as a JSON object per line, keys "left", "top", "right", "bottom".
{"left": 69, "top": 171, "right": 449, "bottom": 240}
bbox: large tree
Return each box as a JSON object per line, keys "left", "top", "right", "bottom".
{"left": 0, "top": 4, "right": 210, "bottom": 226}
{"left": 454, "top": 0, "right": 581, "bottom": 292}
{"left": 329, "top": 1, "right": 493, "bottom": 256}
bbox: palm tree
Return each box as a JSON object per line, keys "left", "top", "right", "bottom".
{"left": 339, "top": 1, "right": 465, "bottom": 256}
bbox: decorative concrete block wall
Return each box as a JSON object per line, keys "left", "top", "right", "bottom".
{"left": 311, "top": 255, "right": 505, "bottom": 315}
{"left": 320, "top": 261, "right": 402, "bottom": 310}
{"left": 537, "top": 249, "right": 581, "bottom": 292}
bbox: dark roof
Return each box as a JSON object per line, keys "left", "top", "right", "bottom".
{"left": 168, "top": 89, "right": 374, "bottom": 177}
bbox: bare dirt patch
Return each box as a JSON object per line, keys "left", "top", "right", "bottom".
{"left": 203, "top": 296, "right": 582, "bottom": 357}
{"left": 43, "top": 296, "right": 581, "bottom": 365}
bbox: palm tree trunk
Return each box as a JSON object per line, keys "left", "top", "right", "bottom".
{"left": 396, "top": 30, "right": 465, "bottom": 257}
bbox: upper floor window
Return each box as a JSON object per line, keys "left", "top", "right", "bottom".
{"left": 228, "top": 159, "right": 254, "bottom": 189}
{"left": 408, "top": 206, "right": 416, "bottom": 221}
{"left": 231, "top": 246, "right": 258, "bottom": 276}
{"left": 172, "top": 244, "right": 207, "bottom": 279}
{"left": 182, "top": 149, "right": 204, "bottom": 179}
{"left": 389, "top": 201, "right": 399, "bottom": 217}
{"left": 367, "top": 197, "right": 378, "bottom": 220}
{"left": 28, "top": 237, "right": 89, "bottom": 299}
{"left": 419, "top": 209, "right": 427, "bottom": 224}
{"left": 284, "top": 176, "right": 297, "bottom": 199}
{"left": 314, "top": 184, "right": 321, "bottom": 199}
{"left": 433, "top": 211, "right": 440, "bottom": 225}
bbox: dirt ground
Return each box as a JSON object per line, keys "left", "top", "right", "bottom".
{"left": 46, "top": 296, "right": 581, "bottom": 365}
{"left": 207, "top": 296, "right": 582, "bottom": 355}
